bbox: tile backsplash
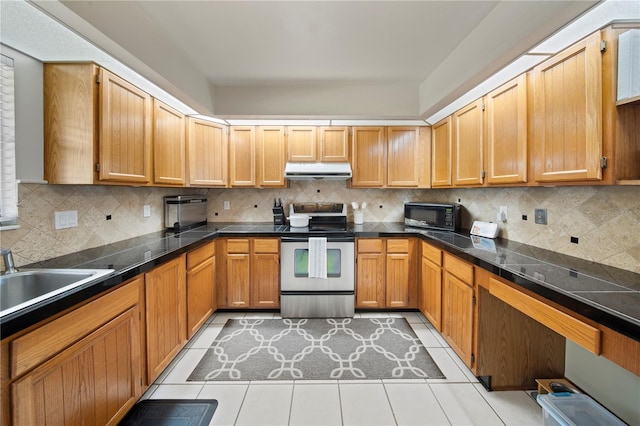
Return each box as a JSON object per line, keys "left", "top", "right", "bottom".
{"left": 2, "top": 182, "right": 639, "bottom": 273}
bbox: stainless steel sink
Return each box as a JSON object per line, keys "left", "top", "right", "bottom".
{"left": 0, "top": 268, "right": 115, "bottom": 317}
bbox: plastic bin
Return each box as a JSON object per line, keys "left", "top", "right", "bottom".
{"left": 537, "top": 393, "right": 625, "bottom": 426}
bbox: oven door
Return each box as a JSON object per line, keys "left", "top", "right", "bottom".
{"left": 280, "top": 236, "right": 354, "bottom": 292}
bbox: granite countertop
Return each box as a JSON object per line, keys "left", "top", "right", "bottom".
{"left": 2, "top": 222, "right": 638, "bottom": 342}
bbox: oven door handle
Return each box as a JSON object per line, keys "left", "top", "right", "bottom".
{"left": 281, "top": 236, "right": 355, "bottom": 243}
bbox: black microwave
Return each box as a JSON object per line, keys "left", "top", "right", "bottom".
{"left": 404, "top": 202, "right": 461, "bottom": 231}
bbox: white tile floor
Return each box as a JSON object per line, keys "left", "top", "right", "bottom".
{"left": 143, "top": 311, "right": 544, "bottom": 425}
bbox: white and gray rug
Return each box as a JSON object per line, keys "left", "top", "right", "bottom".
{"left": 188, "top": 318, "right": 445, "bottom": 381}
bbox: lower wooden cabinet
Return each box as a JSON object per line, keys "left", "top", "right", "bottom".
{"left": 145, "top": 255, "right": 187, "bottom": 384}
{"left": 9, "top": 277, "right": 144, "bottom": 425}
{"left": 186, "top": 242, "right": 216, "bottom": 338}
{"left": 442, "top": 253, "right": 475, "bottom": 367}
{"left": 419, "top": 241, "right": 443, "bottom": 330}
{"left": 356, "top": 238, "right": 416, "bottom": 308}
{"left": 219, "top": 238, "right": 280, "bottom": 309}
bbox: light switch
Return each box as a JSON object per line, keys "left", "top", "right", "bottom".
{"left": 143, "top": 205, "right": 151, "bottom": 217}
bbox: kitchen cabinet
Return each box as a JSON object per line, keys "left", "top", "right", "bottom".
{"left": 419, "top": 241, "right": 442, "bottom": 330}
{"left": 452, "top": 98, "right": 484, "bottom": 186}
{"left": 145, "top": 255, "right": 187, "bottom": 384}
{"left": 431, "top": 117, "right": 453, "bottom": 187}
{"left": 44, "top": 63, "right": 153, "bottom": 185}
{"left": 351, "top": 127, "right": 386, "bottom": 187}
{"left": 485, "top": 74, "right": 528, "bottom": 184}
{"left": 532, "top": 31, "right": 604, "bottom": 183}
{"left": 9, "top": 277, "right": 144, "bottom": 425}
{"left": 153, "top": 99, "right": 186, "bottom": 186}
{"left": 319, "top": 126, "right": 350, "bottom": 162}
{"left": 287, "top": 126, "right": 318, "bottom": 162}
{"left": 356, "top": 238, "right": 417, "bottom": 308}
{"left": 186, "top": 242, "right": 216, "bottom": 338}
{"left": 229, "top": 126, "right": 256, "bottom": 187}
{"left": 257, "top": 126, "right": 287, "bottom": 188}
{"left": 186, "top": 117, "right": 228, "bottom": 187}
{"left": 219, "top": 238, "right": 280, "bottom": 308}
{"left": 442, "top": 253, "right": 474, "bottom": 367}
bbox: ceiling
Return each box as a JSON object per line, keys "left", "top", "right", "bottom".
{"left": 12, "top": 1, "right": 602, "bottom": 119}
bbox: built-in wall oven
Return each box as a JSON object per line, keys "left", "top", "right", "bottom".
{"left": 280, "top": 203, "right": 355, "bottom": 318}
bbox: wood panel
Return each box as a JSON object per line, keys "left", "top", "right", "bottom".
{"left": 226, "top": 254, "right": 250, "bottom": 308}
{"left": 387, "top": 127, "right": 419, "bottom": 187}
{"left": 485, "top": 74, "right": 528, "bottom": 184}
{"left": 386, "top": 238, "right": 409, "bottom": 253}
{"left": 186, "top": 257, "right": 215, "bottom": 338}
{"left": 187, "top": 117, "right": 228, "bottom": 187}
{"left": 153, "top": 99, "right": 186, "bottom": 185}
{"left": 443, "top": 252, "right": 473, "bottom": 284}
{"left": 287, "top": 126, "right": 317, "bottom": 162}
{"left": 227, "top": 239, "right": 250, "bottom": 253}
{"left": 488, "top": 277, "right": 601, "bottom": 354}
{"left": 453, "top": 99, "right": 484, "bottom": 186}
{"left": 442, "top": 271, "right": 474, "bottom": 367}
{"left": 386, "top": 253, "right": 410, "bottom": 307}
{"left": 600, "top": 325, "right": 640, "bottom": 376}
{"left": 43, "top": 63, "right": 99, "bottom": 184}
{"left": 351, "top": 127, "right": 386, "bottom": 187}
{"left": 421, "top": 241, "right": 442, "bottom": 266}
{"left": 257, "top": 126, "right": 287, "bottom": 187}
{"left": 357, "top": 238, "right": 384, "bottom": 253}
{"left": 186, "top": 241, "right": 216, "bottom": 270}
{"left": 99, "top": 68, "right": 152, "bottom": 183}
{"left": 533, "top": 31, "right": 603, "bottom": 182}
{"left": 253, "top": 238, "right": 279, "bottom": 253}
{"left": 229, "top": 126, "right": 256, "bottom": 187}
{"left": 319, "top": 126, "right": 349, "bottom": 161}
{"left": 420, "top": 243, "right": 442, "bottom": 330}
{"left": 251, "top": 253, "right": 280, "bottom": 308}
{"left": 431, "top": 117, "right": 452, "bottom": 187}
{"left": 145, "top": 255, "right": 186, "bottom": 383}
{"left": 356, "top": 252, "right": 385, "bottom": 308}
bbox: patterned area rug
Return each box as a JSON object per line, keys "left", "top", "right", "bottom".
{"left": 188, "top": 318, "right": 445, "bottom": 381}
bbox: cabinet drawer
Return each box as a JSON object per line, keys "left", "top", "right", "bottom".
{"left": 421, "top": 241, "right": 442, "bottom": 266}
{"left": 253, "top": 238, "right": 279, "bottom": 253}
{"left": 489, "top": 277, "right": 601, "bottom": 354}
{"left": 10, "top": 277, "right": 142, "bottom": 379}
{"left": 357, "top": 238, "right": 383, "bottom": 253}
{"left": 187, "top": 241, "right": 215, "bottom": 269}
{"left": 227, "top": 239, "right": 250, "bottom": 253}
{"left": 443, "top": 253, "right": 473, "bottom": 284}
{"left": 386, "top": 239, "right": 409, "bottom": 253}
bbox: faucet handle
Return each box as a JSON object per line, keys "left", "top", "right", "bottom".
{"left": 1, "top": 248, "right": 18, "bottom": 274}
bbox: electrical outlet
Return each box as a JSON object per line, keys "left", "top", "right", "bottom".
{"left": 143, "top": 205, "right": 151, "bottom": 217}
{"left": 534, "top": 208, "right": 547, "bottom": 225}
{"left": 54, "top": 210, "right": 78, "bottom": 229}
{"left": 223, "top": 201, "right": 230, "bottom": 210}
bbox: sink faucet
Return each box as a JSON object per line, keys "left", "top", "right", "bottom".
{"left": 1, "top": 249, "right": 18, "bottom": 274}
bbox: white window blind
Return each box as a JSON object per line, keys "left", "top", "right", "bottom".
{"left": 0, "top": 54, "right": 18, "bottom": 228}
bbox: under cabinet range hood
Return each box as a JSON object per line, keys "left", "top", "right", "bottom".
{"left": 284, "top": 162, "right": 352, "bottom": 180}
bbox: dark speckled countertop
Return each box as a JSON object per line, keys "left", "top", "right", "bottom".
{"left": 2, "top": 222, "right": 638, "bottom": 342}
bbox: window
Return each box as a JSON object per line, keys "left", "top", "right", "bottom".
{"left": 0, "top": 54, "right": 18, "bottom": 229}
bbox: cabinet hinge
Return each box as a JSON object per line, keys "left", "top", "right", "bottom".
{"left": 480, "top": 170, "right": 486, "bottom": 179}
{"left": 600, "top": 40, "right": 606, "bottom": 53}
{"left": 481, "top": 103, "right": 486, "bottom": 111}
{"left": 95, "top": 163, "right": 100, "bottom": 172}
{"left": 600, "top": 156, "right": 608, "bottom": 169}
{"left": 95, "top": 73, "right": 101, "bottom": 84}
{"left": 472, "top": 296, "right": 476, "bottom": 306}
{"left": 471, "top": 353, "right": 475, "bottom": 364}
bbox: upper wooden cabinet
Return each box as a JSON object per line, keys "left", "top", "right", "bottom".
{"left": 153, "top": 99, "right": 186, "bottom": 186}
{"left": 257, "top": 126, "right": 287, "bottom": 188}
{"left": 431, "top": 117, "right": 453, "bottom": 187}
{"left": 485, "top": 74, "right": 528, "bottom": 184}
{"left": 532, "top": 31, "right": 604, "bottom": 183}
{"left": 319, "top": 126, "right": 350, "bottom": 162}
{"left": 351, "top": 127, "right": 386, "bottom": 187}
{"left": 387, "top": 127, "right": 422, "bottom": 187}
{"left": 287, "top": 126, "right": 318, "bottom": 162}
{"left": 186, "top": 117, "right": 228, "bottom": 187}
{"left": 229, "top": 126, "right": 256, "bottom": 187}
{"left": 452, "top": 99, "right": 484, "bottom": 186}
{"left": 44, "top": 63, "right": 153, "bottom": 185}
{"left": 286, "top": 126, "right": 350, "bottom": 162}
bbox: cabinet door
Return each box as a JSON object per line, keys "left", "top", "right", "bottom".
{"left": 12, "top": 307, "right": 141, "bottom": 426}
{"left": 356, "top": 252, "right": 385, "bottom": 308}
{"left": 443, "top": 271, "right": 474, "bottom": 367}
{"left": 485, "top": 74, "right": 528, "bottom": 184}
{"left": 351, "top": 127, "right": 386, "bottom": 187}
{"left": 287, "top": 126, "right": 317, "bottom": 162}
{"left": 153, "top": 99, "right": 186, "bottom": 185}
{"left": 187, "top": 257, "right": 215, "bottom": 338}
{"left": 99, "top": 68, "right": 152, "bottom": 183}
{"left": 257, "top": 126, "right": 287, "bottom": 188}
{"left": 386, "top": 253, "right": 410, "bottom": 307}
{"left": 319, "top": 126, "right": 349, "bottom": 161}
{"left": 227, "top": 254, "right": 251, "bottom": 308}
{"left": 187, "top": 118, "right": 228, "bottom": 187}
{"left": 421, "top": 256, "right": 442, "bottom": 330}
{"left": 145, "top": 255, "right": 186, "bottom": 383}
{"left": 431, "top": 117, "right": 452, "bottom": 187}
{"left": 230, "top": 126, "right": 256, "bottom": 187}
{"left": 533, "top": 31, "right": 603, "bottom": 182}
{"left": 387, "top": 127, "right": 420, "bottom": 187}
{"left": 251, "top": 253, "right": 280, "bottom": 308}
{"left": 453, "top": 99, "right": 484, "bottom": 186}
